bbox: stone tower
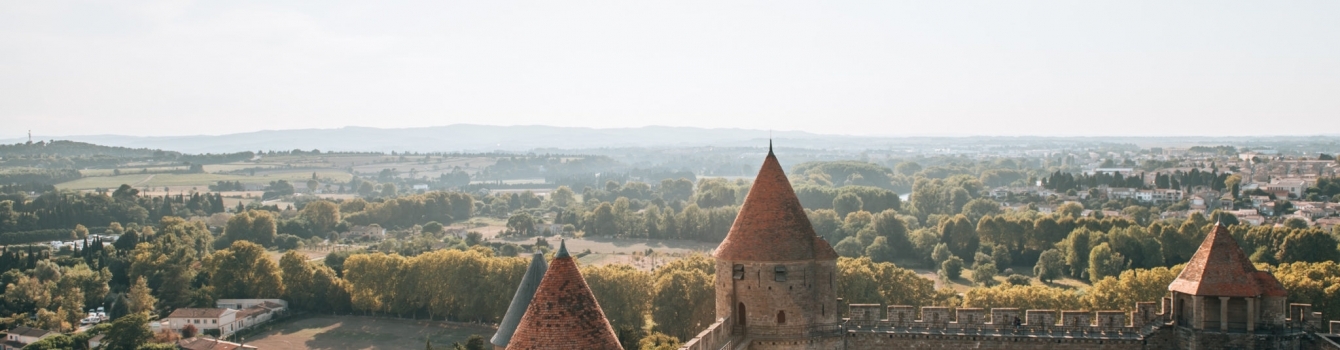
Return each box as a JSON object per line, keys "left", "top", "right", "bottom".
{"left": 506, "top": 241, "right": 622, "bottom": 350}
{"left": 713, "top": 145, "right": 842, "bottom": 349}
{"left": 1167, "top": 222, "right": 1295, "bottom": 349}
{"left": 491, "top": 252, "right": 548, "bottom": 350}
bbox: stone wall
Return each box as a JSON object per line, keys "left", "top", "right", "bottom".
{"left": 844, "top": 332, "right": 1149, "bottom": 349}
{"left": 845, "top": 305, "right": 1164, "bottom": 333}
{"left": 680, "top": 316, "right": 734, "bottom": 350}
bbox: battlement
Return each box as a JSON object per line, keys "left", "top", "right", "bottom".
{"left": 680, "top": 316, "right": 734, "bottom": 350}
{"left": 847, "top": 301, "right": 1169, "bottom": 336}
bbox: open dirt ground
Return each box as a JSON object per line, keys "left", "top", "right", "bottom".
{"left": 244, "top": 315, "right": 495, "bottom": 350}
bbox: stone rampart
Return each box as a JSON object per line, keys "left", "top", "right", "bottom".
{"left": 680, "top": 316, "right": 733, "bottom": 350}
{"left": 844, "top": 304, "right": 1167, "bottom": 334}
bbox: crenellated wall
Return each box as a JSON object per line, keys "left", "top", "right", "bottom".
{"left": 846, "top": 303, "right": 1165, "bottom": 333}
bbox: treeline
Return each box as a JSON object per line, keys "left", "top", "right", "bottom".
{"left": 0, "top": 186, "right": 226, "bottom": 236}
{"left": 0, "top": 168, "right": 82, "bottom": 186}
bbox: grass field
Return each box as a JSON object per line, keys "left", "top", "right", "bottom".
{"left": 245, "top": 315, "right": 496, "bottom": 350}
{"left": 57, "top": 170, "right": 354, "bottom": 191}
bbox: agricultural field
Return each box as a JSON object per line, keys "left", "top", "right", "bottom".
{"left": 244, "top": 316, "right": 495, "bottom": 350}
{"left": 49, "top": 154, "right": 510, "bottom": 194}
{"left": 56, "top": 170, "right": 354, "bottom": 191}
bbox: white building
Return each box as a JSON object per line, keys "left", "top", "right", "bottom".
{"left": 167, "top": 308, "right": 240, "bottom": 337}
{"left": 2, "top": 326, "right": 57, "bottom": 350}
{"left": 1266, "top": 178, "right": 1309, "bottom": 198}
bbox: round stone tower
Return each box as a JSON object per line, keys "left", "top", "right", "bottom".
{"left": 713, "top": 144, "right": 841, "bottom": 349}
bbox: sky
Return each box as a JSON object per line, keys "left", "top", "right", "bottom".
{"left": 2, "top": 1, "right": 1338, "bottom": 138}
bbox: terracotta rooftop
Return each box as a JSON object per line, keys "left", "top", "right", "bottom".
{"left": 7, "top": 326, "right": 56, "bottom": 338}
{"left": 491, "top": 251, "right": 549, "bottom": 349}
{"left": 1168, "top": 223, "right": 1287, "bottom": 297}
{"left": 167, "top": 308, "right": 233, "bottom": 319}
{"left": 715, "top": 146, "right": 838, "bottom": 262}
{"left": 506, "top": 241, "right": 621, "bottom": 350}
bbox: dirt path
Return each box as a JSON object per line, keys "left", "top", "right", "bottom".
{"left": 132, "top": 174, "right": 155, "bottom": 186}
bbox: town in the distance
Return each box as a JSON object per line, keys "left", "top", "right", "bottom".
{"left": 2, "top": 129, "right": 1340, "bottom": 350}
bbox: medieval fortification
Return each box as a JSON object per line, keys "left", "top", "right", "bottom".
{"left": 492, "top": 147, "right": 1340, "bottom": 350}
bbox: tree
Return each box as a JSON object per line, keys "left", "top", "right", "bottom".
{"left": 651, "top": 270, "right": 714, "bottom": 340}
{"left": 1087, "top": 243, "right": 1125, "bottom": 283}
{"left": 866, "top": 236, "right": 896, "bottom": 263}
{"left": 971, "top": 262, "right": 998, "bottom": 287}
{"left": 939, "top": 215, "right": 979, "bottom": 262}
{"left": 300, "top": 200, "right": 341, "bottom": 234}
{"left": 961, "top": 198, "right": 1000, "bottom": 222}
{"left": 1082, "top": 266, "right": 1182, "bottom": 311}
{"left": 102, "top": 312, "right": 154, "bottom": 350}
{"left": 205, "top": 240, "right": 284, "bottom": 299}
{"left": 1276, "top": 229, "right": 1340, "bottom": 263}
{"left": 506, "top": 213, "right": 537, "bottom": 236}
{"left": 941, "top": 255, "right": 963, "bottom": 280}
{"left": 639, "top": 332, "right": 681, "bottom": 350}
{"left": 1062, "top": 228, "right": 1094, "bottom": 279}
{"left": 125, "top": 276, "right": 156, "bottom": 315}
{"left": 835, "top": 237, "right": 864, "bottom": 258}
{"left": 872, "top": 210, "right": 911, "bottom": 256}
{"left": 181, "top": 324, "right": 198, "bottom": 338}
{"left": 931, "top": 243, "right": 952, "bottom": 265}
{"left": 381, "top": 183, "right": 398, "bottom": 197}
{"left": 223, "top": 210, "right": 278, "bottom": 246}
{"left": 552, "top": 186, "right": 576, "bottom": 207}
{"left": 1034, "top": 249, "right": 1065, "bottom": 283}
{"left": 833, "top": 193, "right": 863, "bottom": 219}
{"left": 583, "top": 264, "right": 653, "bottom": 339}
{"left": 836, "top": 257, "right": 949, "bottom": 308}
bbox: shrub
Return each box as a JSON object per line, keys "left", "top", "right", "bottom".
{"left": 941, "top": 255, "right": 964, "bottom": 280}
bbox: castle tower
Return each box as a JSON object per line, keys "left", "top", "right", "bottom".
{"left": 491, "top": 252, "right": 548, "bottom": 350}
{"left": 506, "top": 241, "right": 622, "bottom": 350}
{"left": 714, "top": 146, "right": 841, "bottom": 349}
{"left": 1168, "top": 222, "right": 1291, "bottom": 349}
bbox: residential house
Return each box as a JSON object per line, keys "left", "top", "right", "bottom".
{"left": 2, "top": 326, "right": 57, "bottom": 350}
{"left": 343, "top": 225, "right": 386, "bottom": 240}
{"left": 215, "top": 299, "right": 288, "bottom": 333}
{"left": 167, "top": 308, "right": 239, "bottom": 337}
{"left": 1316, "top": 217, "right": 1340, "bottom": 231}
{"left": 1266, "top": 178, "right": 1309, "bottom": 198}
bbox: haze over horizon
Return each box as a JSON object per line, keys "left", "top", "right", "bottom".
{"left": 3, "top": 1, "right": 1339, "bottom": 138}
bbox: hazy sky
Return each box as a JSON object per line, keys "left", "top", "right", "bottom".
{"left": 2, "top": 1, "right": 1338, "bottom": 138}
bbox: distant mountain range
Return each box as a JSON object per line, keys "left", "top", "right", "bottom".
{"left": 3, "top": 125, "right": 1337, "bottom": 154}
{"left": 1, "top": 125, "right": 841, "bottom": 154}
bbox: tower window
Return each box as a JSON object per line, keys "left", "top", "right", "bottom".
{"left": 774, "top": 266, "right": 787, "bottom": 282}
{"left": 733, "top": 264, "right": 745, "bottom": 280}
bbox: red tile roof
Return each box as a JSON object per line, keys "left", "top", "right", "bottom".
{"left": 1168, "top": 223, "right": 1287, "bottom": 297}
{"left": 167, "top": 308, "right": 231, "bottom": 319}
{"left": 506, "top": 243, "right": 621, "bottom": 350}
{"left": 715, "top": 148, "right": 838, "bottom": 262}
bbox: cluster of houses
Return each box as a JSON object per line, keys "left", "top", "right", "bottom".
{"left": 0, "top": 299, "right": 284, "bottom": 350}
{"left": 991, "top": 173, "right": 1339, "bottom": 230}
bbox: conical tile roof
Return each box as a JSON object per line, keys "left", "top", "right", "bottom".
{"left": 506, "top": 241, "right": 621, "bottom": 350}
{"left": 1168, "top": 223, "right": 1286, "bottom": 297}
{"left": 491, "top": 252, "right": 548, "bottom": 349}
{"left": 715, "top": 148, "right": 838, "bottom": 261}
